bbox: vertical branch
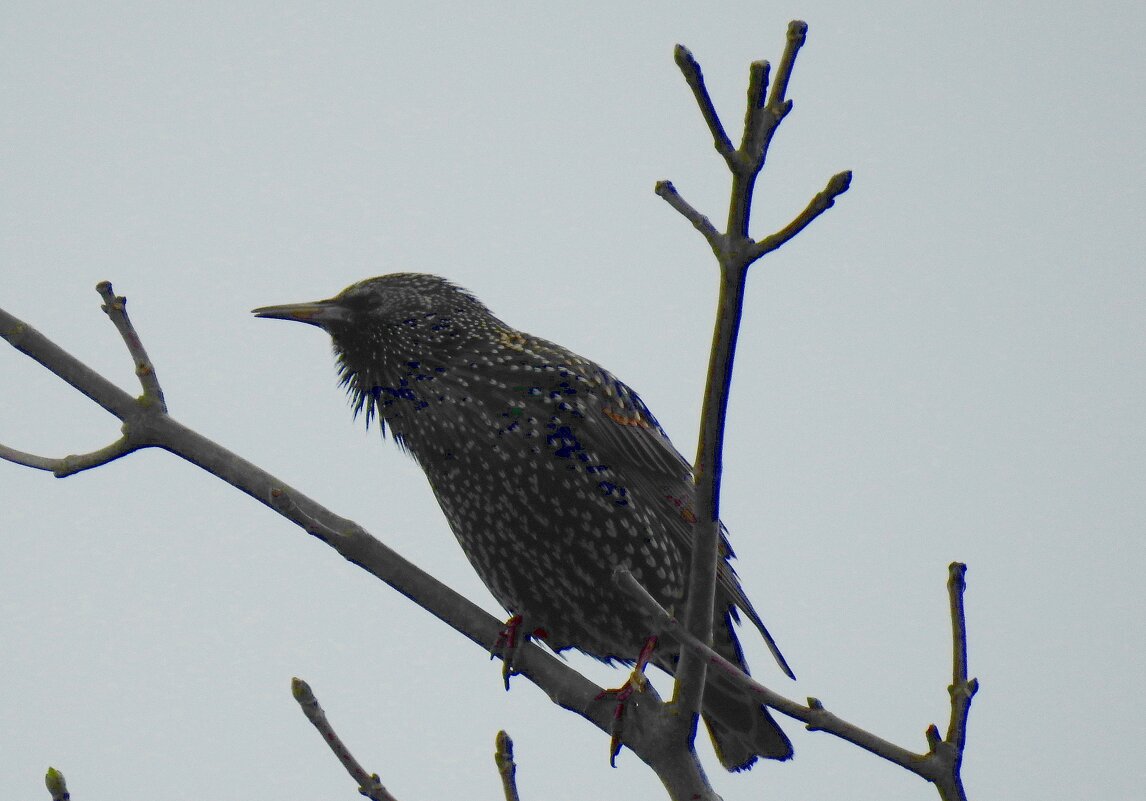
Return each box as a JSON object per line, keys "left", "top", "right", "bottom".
{"left": 947, "top": 563, "right": 972, "bottom": 744}
{"left": 660, "top": 20, "right": 851, "bottom": 751}
{"left": 495, "top": 731, "right": 522, "bottom": 801}
{"left": 726, "top": 21, "right": 808, "bottom": 239}
{"left": 939, "top": 563, "right": 978, "bottom": 801}
{"left": 675, "top": 265, "right": 747, "bottom": 723}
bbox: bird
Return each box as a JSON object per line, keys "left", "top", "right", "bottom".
{"left": 253, "top": 272, "right": 794, "bottom": 770}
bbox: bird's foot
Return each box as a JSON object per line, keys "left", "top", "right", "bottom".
{"left": 595, "top": 635, "right": 659, "bottom": 767}
{"left": 491, "top": 614, "right": 548, "bottom": 690}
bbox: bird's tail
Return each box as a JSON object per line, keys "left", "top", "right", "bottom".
{"left": 700, "top": 610, "right": 793, "bottom": 771}
{"left": 701, "top": 670, "right": 793, "bottom": 771}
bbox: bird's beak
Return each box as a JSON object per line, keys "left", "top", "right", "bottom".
{"left": 251, "top": 298, "right": 350, "bottom": 327}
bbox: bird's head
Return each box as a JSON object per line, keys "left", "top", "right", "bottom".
{"left": 254, "top": 272, "right": 503, "bottom": 427}
{"left": 252, "top": 272, "right": 490, "bottom": 334}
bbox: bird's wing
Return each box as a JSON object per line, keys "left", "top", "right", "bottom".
{"left": 515, "top": 343, "right": 795, "bottom": 679}
{"left": 583, "top": 366, "right": 795, "bottom": 679}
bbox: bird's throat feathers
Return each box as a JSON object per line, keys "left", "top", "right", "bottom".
{"left": 330, "top": 309, "right": 509, "bottom": 450}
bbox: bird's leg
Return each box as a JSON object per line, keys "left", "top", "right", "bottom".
{"left": 491, "top": 614, "right": 549, "bottom": 690}
{"left": 596, "top": 634, "right": 659, "bottom": 767}
{"left": 491, "top": 614, "right": 524, "bottom": 690}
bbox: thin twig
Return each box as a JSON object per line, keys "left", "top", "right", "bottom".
{"left": 932, "top": 562, "right": 977, "bottom": 801}
{"left": 495, "top": 731, "right": 522, "bottom": 801}
{"left": 96, "top": 281, "right": 167, "bottom": 411}
{"left": 749, "top": 170, "right": 853, "bottom": 260}
{"left": 673, "top": 45, "right": 735, "bottom": 164}
{"left": 616, "top": 565, "right": 975, "bottom": 795}
{"left": 0, "top": 436, "right": 139, "bottom": 477}
{"left": 617, "top": 567, "right": 925, "bottom": 764}
{"left": 653, "top": 181, "right": 721, "bottom": 250}
{"left": 766, "top": 21, "right": 807, "bottom": 115}
{"left": 740, "top": 60, "right": 770, "bottom": 156}
{"left": 0, "top": 443, "right": 62, "bottom": 472}
{"left": 292, "top": 678, "right": 399, "bottom": 801}
{"left": 946, "top": 563, "right": 976, "bottom": 746}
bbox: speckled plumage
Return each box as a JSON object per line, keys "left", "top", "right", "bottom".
{"left": 254, "top": 273, "right": 793, "bottom": 769}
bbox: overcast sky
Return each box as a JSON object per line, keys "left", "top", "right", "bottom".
{"left": 2, "top": 3, "right": 1143, "bottom": 800}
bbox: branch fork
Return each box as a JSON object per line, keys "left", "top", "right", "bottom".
{"left": 0, "top": 282, "right": 167, "bottom": 476}
{"left": 661, "top": 21, "right": 853, "bottom": 767}
{"left": 616, "top": 563, "right": 976, "bottom": 801}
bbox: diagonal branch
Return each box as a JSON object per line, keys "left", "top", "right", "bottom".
{"left": 654, "top": 181, "right": 721, "bottom": 251}
{"left": 673, "top": 45, "right": 735, "bottom": 166}
{"left": 1, "top": 291, "right": 720, "bottom": 801}
{"left": 292, "top": 677, "right": 401, "bottom": 801}
{"left": 1, "top": 308, "right": 143, "bottom": 421}
{"left": 96, "top": 281, "right": 167, "bottom": 411}
{"left": 749, "top": 169, "right": 853, "bottom": 260}
{"left": 616, "top": 564, "right": 976, "bottom": 797}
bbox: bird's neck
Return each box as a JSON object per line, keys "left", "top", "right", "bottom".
{"left": 333, "top": 322, "right": 504, "bottom": 451}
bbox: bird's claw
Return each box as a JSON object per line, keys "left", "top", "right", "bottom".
{"left": 594, "top": 635, "right": 658, "bottom": 767}
{"left": 491, "top": 615, "right": 548, "bottom": 690}
{"left": 491, "top": 614, "right": 523, "bottom": 690}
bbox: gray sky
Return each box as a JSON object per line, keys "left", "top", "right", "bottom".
{"left": 3, "top": 3, "right": 1143, "bottom": 799}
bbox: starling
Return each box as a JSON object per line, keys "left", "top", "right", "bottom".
{"left": 253, "top": 273, "right": 794, "bottom": 770}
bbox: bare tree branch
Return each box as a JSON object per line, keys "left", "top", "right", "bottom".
{"left": 494, "top": 731, "right": 522, "bottom": 801}
{"left": 946, "top": 564, "right": 977, "bottom": 746}
{"left": 663, "top": 20, "right": 852, "bottom": 757}
{"left": 0, "top": 436, "right": 138, "bottom": 477}
{"left": 653, "top": 181, "right": 721, "bottom": 251}
{"left": 749, "top": 170, "right": 853, "bottom": 261}
{"left": 932, "top": 563, "right": 978, "bottom": 801}
{"left": 1, "top": 309, "right": 141, "bottom": 421}
{"left": 672, "top": 45, "right": 735, "bottom": 166}
{"left": 292, "top": 678, "right": 400, "bottom": 801}
{"left": 615, "top": 564, "right": 976, "bottom": 798}
{"left": 740, "top": 59, "right": 769, "bottom": 155}
{"left": 96, "top": 281, "right": 167, "bottom": 411}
